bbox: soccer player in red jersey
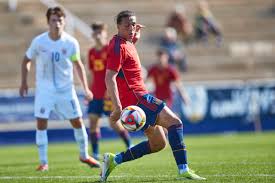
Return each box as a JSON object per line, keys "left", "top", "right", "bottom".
{"left": 87, "top": 22, "right": 132, "bottom": 160}
{"left": 147, "top": 48, "right": 189, "bottom": 108}
{"left": 101, "top": 10, "right": 206, "bottom": 181}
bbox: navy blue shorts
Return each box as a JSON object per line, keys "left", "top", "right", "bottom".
{"left": 137, "top": 94, "right": 166, "bottom": 131}
{"left": 87, "top": 99, "right": 112, "bottom": 116}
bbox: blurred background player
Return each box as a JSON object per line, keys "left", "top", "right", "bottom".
{"left": 19, "top": 6, "right": 100, "bottom": 171}
{"left": 166, "top": 4, "right": 193, "bottom": 44}
{"left": 102, "top": 10, "right": 205, "bottom": 181}
{"left": 194, "top": 0, "right": 223, "bottom": 46}
{"left": 147, "top": 48, "right": 189, "bottom": 108}
{"left": 160, "top": 27, "right": 187, "bottom": 72}
{"left": 87, "top": 22, "right": 132, "bottom": 160}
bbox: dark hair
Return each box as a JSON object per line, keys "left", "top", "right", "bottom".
{"left": 91, "top": 22, "right": 107, "bottom": 31}
{"left": 157, "top": 47, "right": 169, "bottom": 56}
{"left": 116, "top": 10, "right": 135, "bottom": 24}
{"left": 46, "top": 6, "right": 66, "bottom": 22}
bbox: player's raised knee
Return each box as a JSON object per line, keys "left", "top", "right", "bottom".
{"left": 150, "top": 136, "right": 167, "bottom": 153}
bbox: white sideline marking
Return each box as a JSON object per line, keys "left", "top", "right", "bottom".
{"left": 1, "top": 174, "right": 275, "bottom": 179}
{"left": 192, "top": 162, "right": 275, "bottom": 165}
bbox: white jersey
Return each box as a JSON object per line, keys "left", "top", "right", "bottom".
{"left": 26, "top": 32, "right": 80, "bottom": 92}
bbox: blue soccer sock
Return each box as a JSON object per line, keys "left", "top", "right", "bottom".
{"left": 168, "top": 124, "right": 189, "bottom": 173}
{"left": 118, "top": 130, "right": 132, "bottom": 148}
{"left": 114, "top": 140, "right": 151, "bottom": 164}
{"left": 90, "top": 131, "right": 100, "bottom": 159}
{"left": 36, "top": 129, "right": 48, "bottom": 165}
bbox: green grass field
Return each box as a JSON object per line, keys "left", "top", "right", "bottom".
{"left": 0, "top": 132, "right": 275, "bottom": 183}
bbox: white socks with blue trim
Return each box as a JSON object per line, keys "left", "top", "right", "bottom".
{"left": 36, "top": 129, "right": 48, "bottom": 165}
{"left": 73, "top": 125, "right": 89, "bottom": 159}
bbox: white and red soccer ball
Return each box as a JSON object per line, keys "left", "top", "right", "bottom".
{"left": 120, "top": 105, "right": 146, "bottom": 132}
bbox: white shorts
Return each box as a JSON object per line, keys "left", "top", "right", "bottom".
{"left": 34, "top": 88, "right": 82, "bottom": 120}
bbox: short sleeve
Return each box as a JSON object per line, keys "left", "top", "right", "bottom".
{"left": 70, "top": 39, "right": 81, "bottom": 62}
{"left": 170, "top": 66, "right": 180, "bottom": 81}
{"left": 26, "top": 38, "right": 38, "bottom": 60}
{"left": 106, "top": 38, "right": 123, "bottom": 72}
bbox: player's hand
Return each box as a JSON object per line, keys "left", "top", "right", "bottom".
{"left": 110, "top": 107, "right": 122, "bottom": 123}
{"left": 84, "top": 89, "right": 93, "bottom": 102}
{"left": 19, "top": 83, "right": 28, "bottom": 97}
{"left": 133, "top": 24, "right": 145, "bottom": 43}
{"left": 136, "top": 24, "right": 145, "bottom": 31}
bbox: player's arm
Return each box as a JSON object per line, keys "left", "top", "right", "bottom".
{"left": 86, "top": 50, "right": 93, "bottom": 89}
{"left": 105, "top": 69, "right": 122, "bottom": 122}
{"left": 171, "top": 67, "right": 190, "bottom": 105}
{"left": 71, "top": 39, "right": 93, "bottom": 101}
{"left": 73, "top": 60, "right": 93, "bottom": 101}
{"left": 174, "top": 80, "right": 190, "bottom": 105}
{"left": 19, "top": 55, "right": 32, "bottom": 97}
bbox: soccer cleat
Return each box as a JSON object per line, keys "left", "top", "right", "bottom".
{"left": 189, "top": 168, "right": 196, "bottom": 174}
{"left": 36, "top": 164, "right": 49, "bottom": 171}
{"left": 177, "top": 170, "right": 206, "bottom": 180}
{"left": 100, "top": 153, "right": 117, "bottom": 182}
{"left": 80, "top": 156, "right": 101, "bottom": 168}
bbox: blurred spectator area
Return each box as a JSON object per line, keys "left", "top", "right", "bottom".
{"left": 0, "top": 0, "right": 275, "bottom": 88}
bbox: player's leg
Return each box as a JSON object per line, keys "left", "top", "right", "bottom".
{"left": 36, "top": 118, "right": 49, "bottom": 171}
{"left": 101, "top": 94, "right": 167, "bottom": 181}
{"left": 109, "top": 119, "right": 132, "bottom": 148}
{"left": 100, "top": 125, "right": 166, "bottom": 182}
{"left": 156, "top": 106, "right": 206, "bottom": 180}
{"left": 89, "top": 113, "right": 101, "bottom": 160}
{"left": 114, "top": 125, "right": 166, "bottom": 164}
{"left": 70, "top": 117, "right": 100, "bottom": 168}
{"left": 111, "top": 94, "right": 166, "bottom": 165}
{"left": 104, "top": 98, "right": 132, "bottom": 148}
{"left": 87, "top": 99, "right": 102, "bottom": 159}
{"left": 56, "top": 90, "right": 100, "bottom": 167}
{"left": 34, "top": 90, "right": 53, "bottom": 171}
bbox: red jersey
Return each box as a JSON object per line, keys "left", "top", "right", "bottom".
{"left": 106, "top": 35, "right": 147, "bottom": 108}
{"left": 148, "top": 65, "right": 179, "bottom": 102}
{"left": 88, "top": 45, "right": 108, "bottom": 99}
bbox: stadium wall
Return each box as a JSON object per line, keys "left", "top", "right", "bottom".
{"left": 0, "top": 81, "right": 275, "bottom": 145}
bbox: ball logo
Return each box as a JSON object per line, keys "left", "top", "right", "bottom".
{"left": 183, "top": 86, "right": 208, "bottom": 123}
{"left": 125, "top": 114, "right": 136, "bottom": 125}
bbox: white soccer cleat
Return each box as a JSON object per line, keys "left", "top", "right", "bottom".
{"left": 100, "top": 153, "right": 117, "bottom": 182}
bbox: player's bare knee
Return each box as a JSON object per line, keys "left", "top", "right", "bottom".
{"left": 90, "top": 121, "right": 98, "bottom": 131}
{"left": 158, "top": 138, "right": 167, "bottom": 150}
{"left": 37, "top": 118, "right": 48, "bottom": 130}
{"left": 151, "top": 141, "right": 166, "bottom": 153}
{"left": 149, "top": 136, "right": 166, "bottom": 153}
{"left": 70, "top": 117, "right": 83, "bottom": 128}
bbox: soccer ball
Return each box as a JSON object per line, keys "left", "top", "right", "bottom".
{"left": 120, "top": 105, "right": 146, "bottom": 132}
